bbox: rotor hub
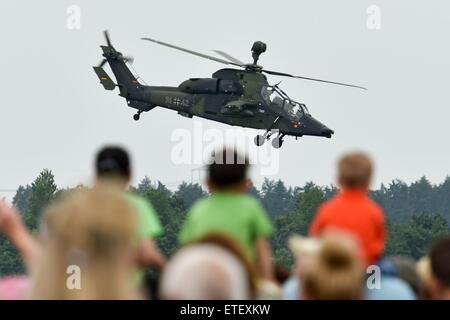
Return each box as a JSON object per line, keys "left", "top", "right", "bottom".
{"left": 245, "top": 64, "right": 263, "bottom": 72}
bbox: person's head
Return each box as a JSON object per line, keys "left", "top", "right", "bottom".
{"left": 160, "top": 243, "right": 252, "bottom": 300}
{"left": 289, "top": 235, "right": 323, "bottom": 276}
{"left": 207, "top": 148, "right": 250, "bottom": 193}
{"left": 274, "top": 264, "right": 290, "bottom": 284}
{"left": 416, "top": 256, "right": 434, "bottom": 299}
{"left": 192, "top": 233, "right": 258, "bottom": 298}
{"left": 337, "top": 152, "right": 373, "bottom": 191}
{"left": 390, "top": 256, "right": 421, "bottom": 295}
{"left": 95, "top": 146, "right": 131, "bottom": 188}
{"left": 428, "top": 235, "right": 450, "bottom": 299}
{"left": 301, "top": 239, "right": 364, "bottom": 300}
{"left": 31, "top": 188, "right": 139, "bottom": 300}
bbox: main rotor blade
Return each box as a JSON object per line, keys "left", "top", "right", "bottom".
{"left": 121, "top": 55, "right": 134, "bottom": 64}
{"left": 141, "top": 37, "right": 244, "bottom": 67}
{"left": 104, "top": 30, "right": 112, "bottom": 47}
{"left": 263, "top": 69, "right": 367, "bottom": 90}
{"left": 98, "top": 59, "right": 107, "bottom": 68}
{"left": 213, "top": 50, "right": 245, "bottom": 65}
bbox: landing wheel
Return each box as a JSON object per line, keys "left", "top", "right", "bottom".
{"left": 254, "top": 135, "right": 266, "bottom": 146}
{"left": 133, "top": 113, "right": 140, "bottom": 121}
{"left": 272, "top": 136, "right": 284, "bottom": 149}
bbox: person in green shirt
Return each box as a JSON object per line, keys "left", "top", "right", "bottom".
{"left": 179, "top": 148, "right": 274, "bottom": 279}
{"left": 95, "top": 146, "right": 166, "bottom": 271}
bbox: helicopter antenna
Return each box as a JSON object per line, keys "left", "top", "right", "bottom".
{"left": 128, "top": 62, "right": 147, "bottom": 85}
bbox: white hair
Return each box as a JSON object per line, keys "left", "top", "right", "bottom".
{"left": 160, "top": 244, "right": 251, "bottom": 300}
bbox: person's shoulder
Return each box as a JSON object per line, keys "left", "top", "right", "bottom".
{"left": 238, "top": 194, "right": 266, "bottom": 212}
{"left": 366, "top": 197, "right": 384, "bottom": 216}
{"left": 127, "top": 193, "right": 146, "bottom": 205}
{"left": 239, "top": 193, "right": 262, "bottom": 205}
{"left": 366, "top": 276, "right": 416, "bottom": 300}
{"left": 317, "top": 196, "right": 337, "bottom": 215}
{"left": 126, "top": 193, "right": 154, "bottom": 211}
{"left": 188, "top": 195, "right": 212, "bottom": 215}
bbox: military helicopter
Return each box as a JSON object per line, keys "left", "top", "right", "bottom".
{"left": 93, "top": 31, "right": 366, "bottom": 148}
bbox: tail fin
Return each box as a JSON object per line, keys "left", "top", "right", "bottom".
{"left": 98, "top": 45, "right": 140, "bottom": 96}
{"left": 93, "top": 31, "right": 140, "bottom": 97}
{"left": 99, "top": 46, "right": 138, "bottom": 87}
{"left": 93, "top": 66, "right": 116, "bottom": 90}
{"left": 94, "top": 33, "right": 155, "bottom": 114}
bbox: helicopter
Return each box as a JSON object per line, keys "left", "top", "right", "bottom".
{"left": 93, "top": 31, "right": 366, "bottom": 148}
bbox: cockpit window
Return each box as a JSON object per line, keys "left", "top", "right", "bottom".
{"left": 284, "top": 101, "right": 303, "bottom": 121}
{"left": 261, "top": 87, "right": 283, "bottom": 105}
{"left": 261, "top": 86, "right": 307, "bottom": 121}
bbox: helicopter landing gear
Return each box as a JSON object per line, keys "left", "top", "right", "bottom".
{"left": 133, "top": 110, "right": 143, "bottom": 121}
{"left": 272, "top": 134, "right": 285, "bottom": 149}
{"left": 254, "top": 135, "right": 265, "bottom": 146}
{"left": 254, "top": 131, "right": 273, "bottom": 146}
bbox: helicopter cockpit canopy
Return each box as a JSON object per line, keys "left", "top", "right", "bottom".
{"left": 261, "top": 85, "right": 309, "bottom": 122}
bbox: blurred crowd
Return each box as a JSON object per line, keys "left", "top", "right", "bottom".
{"left": 0, "top": 146, "right": 449, "bottom": 300}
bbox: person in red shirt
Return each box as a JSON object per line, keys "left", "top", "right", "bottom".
{"left": 309, "top": 152, "right": 386, "bottom": 266}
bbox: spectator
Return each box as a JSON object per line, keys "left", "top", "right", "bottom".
{"left": 301, "top": 239, "right": 365, "bottom": 300}
{"left": 95, "top": 146, "right": 166, "bottom": 272}
{"left": 0, "top": 200, "right": 40, "bottom": 273}
{"left": 30, "top": 188, "right": 141, "bottom": 299}
{"left": 309, "top": 152, "right": 385, "bottom": 266}
{"left": 193, "top": 233, "right": 282, "bottom": 299}
{"left": 160, "top": 243, "right": 252, "bottom": 300}
{"left": 274, "top": 264, "right": 290, "bottom": 286}
{"left": 420, "top": 235, "right": 450, "bottom": 300}
{"left": 365, "top": 257, "right": 416, "bottom": 300}
{"left": 0, "top": 276, "right": 29, "bottom": 300}
{"left": 390, "top": 256, "right": 421, "bottom": 295}
{"left": 285, "top": 233, "right": 361, "bottom": 300}
{"left": 416, "top": 256, "right": 434, "bottom": 299}
{"left": 190, "top": 233, "right": 258, "bottom": 296}
{"left": 179, "top": 148, "right": 274, "bottom": 279}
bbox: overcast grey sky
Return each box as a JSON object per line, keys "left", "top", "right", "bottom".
{"left": 1, "top": 0, "right": 450, "bottom": 196}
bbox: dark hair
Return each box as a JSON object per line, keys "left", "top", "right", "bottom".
{"left": 208, "top": 148, "right": 249, "bottom": 188}
{"left": 430, "top": 235, "right": 450, "bottom": 287}
{"left": 95, "top": 146, "right": 131, "bottom": 178}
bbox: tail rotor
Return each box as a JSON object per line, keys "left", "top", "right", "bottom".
{"left": 97, "top": 30, "right": 134, "bottom": 68}
{"left": 104, "top": 30, "right": 112, "bottom": 47}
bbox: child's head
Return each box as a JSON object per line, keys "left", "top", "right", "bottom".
{"left": 337, "top": 152, "right": 373, "bottom": 190}
{"left": 207, "top": 148, "right": 250, "bottom": 193}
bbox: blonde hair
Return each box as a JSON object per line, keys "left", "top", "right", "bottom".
{"left": 338, "top": 152, "right": 373, "bottom": 189}
{"left": 30, "top": 188, "right": 139, "bottom": 299}
{"left": 160, "top": 244, "right": 251, "bottom": 300}
{"left": 302, "top": 240, "right": 364, "bottom": 300}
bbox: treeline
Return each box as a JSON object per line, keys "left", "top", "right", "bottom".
{"left": 1, "top": 170, "right": 449, "bottom": 275}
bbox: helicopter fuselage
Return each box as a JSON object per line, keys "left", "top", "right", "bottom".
{"left": 121, "top": 68, "right": 334, "bottom": 138}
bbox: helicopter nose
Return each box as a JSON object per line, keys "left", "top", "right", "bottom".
{"left": 301, "top": 115, "right": 334, "bottom": 138}
{"left": 321, "top": 127, "right": 334, "bottom": 136}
